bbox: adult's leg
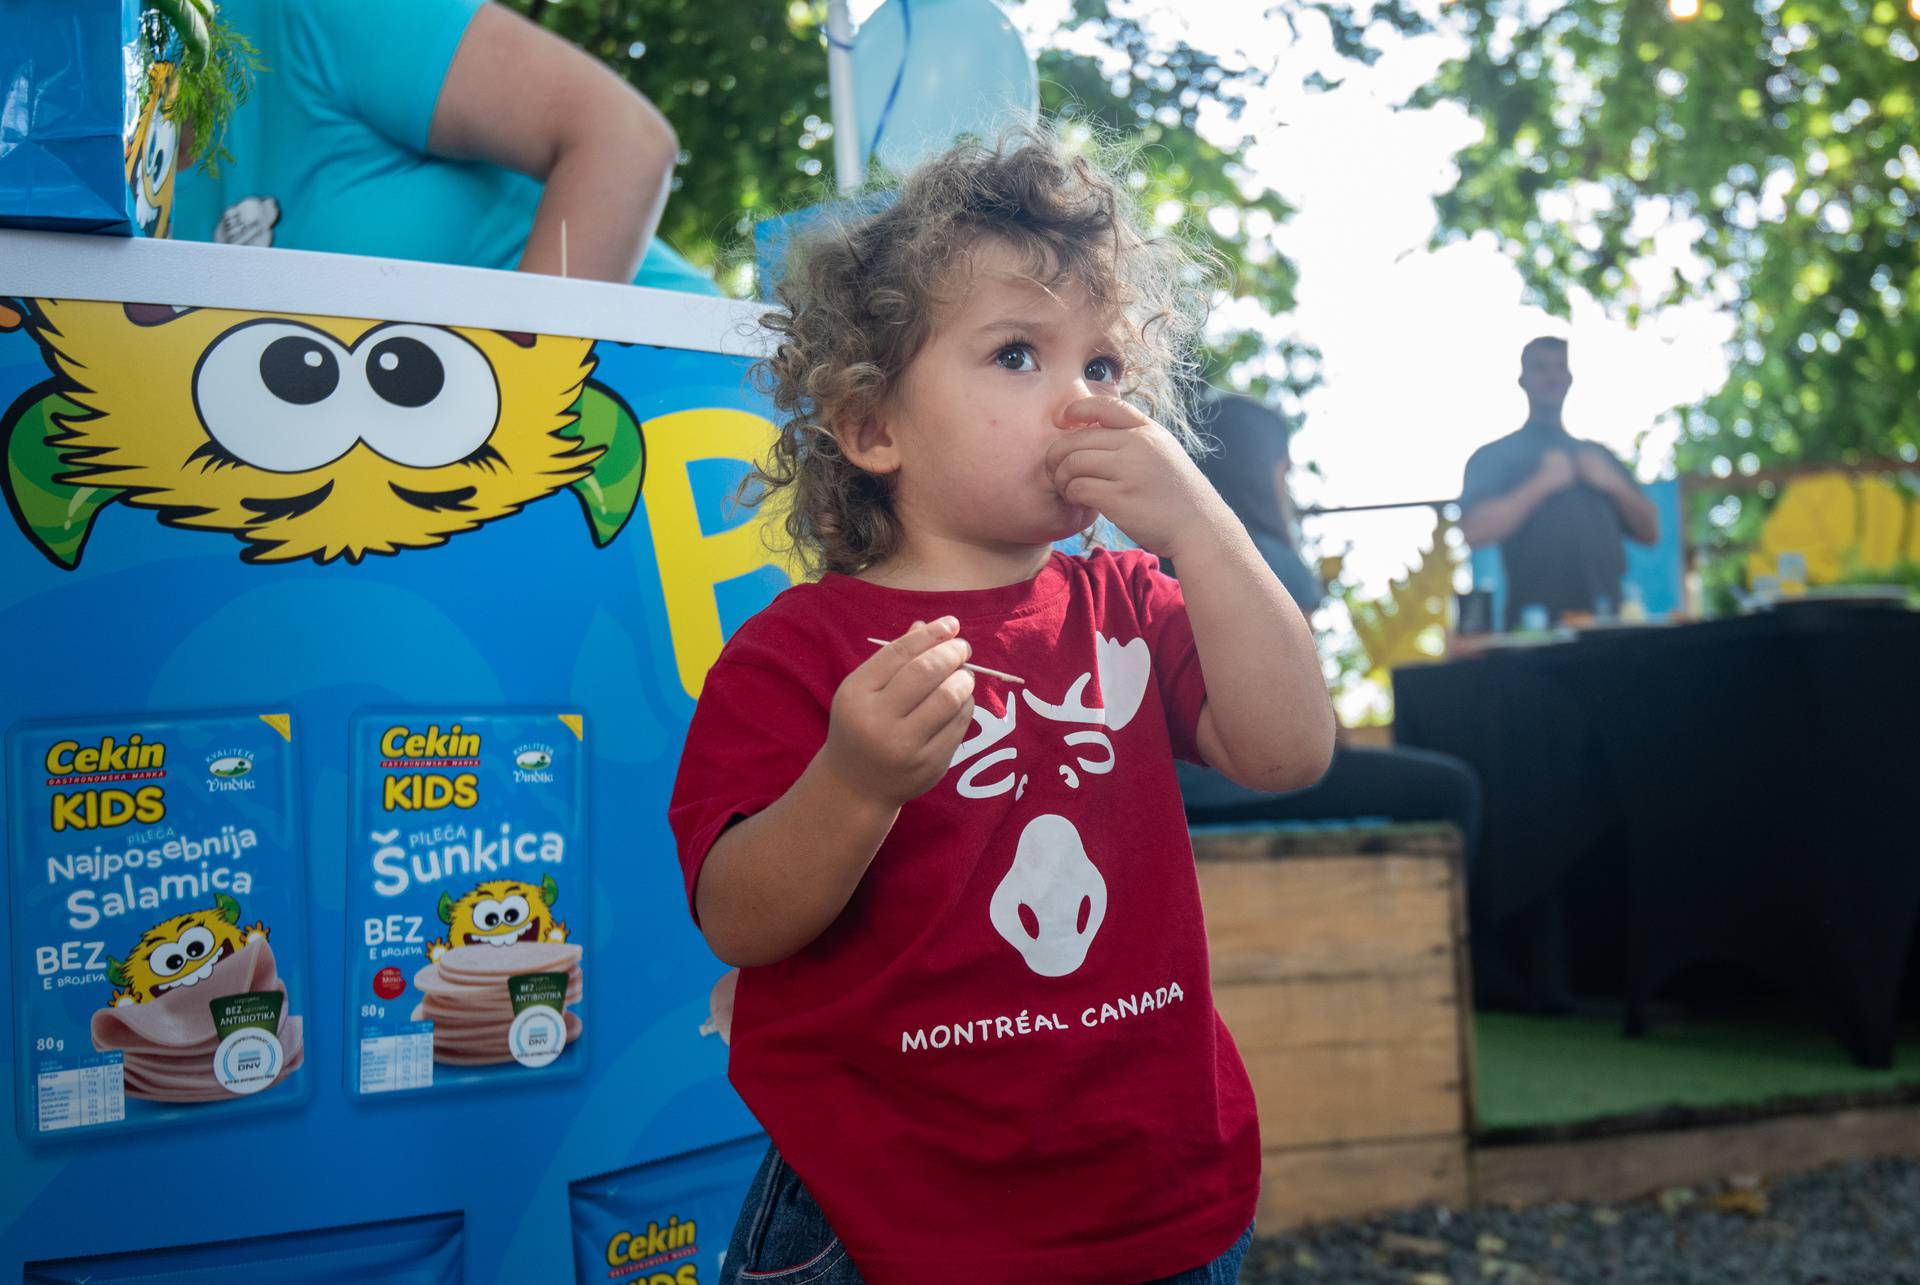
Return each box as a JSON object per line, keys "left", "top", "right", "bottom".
{"left": 1180, "top": 746, "right": 1482, "bottom": 869}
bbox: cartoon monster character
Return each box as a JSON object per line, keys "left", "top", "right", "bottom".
{"left": 125, "top": 63, "right": 181, "bottom": 239}
{"left": 0, "top": 300, "right": 643, "bottom": 568}
{"left": 427, "top": 874, "right": 567, "bottom": 962}
{"left": 105, "top": 892, "right": 268, "bottom": 1006}
{"left": 213, "top": 195, "right": 281, "bottom": 247}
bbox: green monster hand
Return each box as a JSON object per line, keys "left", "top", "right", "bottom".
{"left": 2, "top": 385, "right": 120, "bottom": 570}
{"left": 562, "top": 381, "right": 644, "bottom": 548}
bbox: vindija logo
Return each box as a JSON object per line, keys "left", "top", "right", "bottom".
{"left": 513, "top": 744, "right": 555, "bottom": 783}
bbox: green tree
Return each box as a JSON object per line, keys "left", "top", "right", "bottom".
{"left": 499, "top": 1, "right": 1420, "bottom": 405}
{"left": 1418, "top": 0, "right": 1920, "bottom": 584}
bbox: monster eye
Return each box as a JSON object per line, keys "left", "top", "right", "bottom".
{"left": 499, "top": 895, "right": 530, "bottom": 926}
{"left": 194, "top": 320, "right": 360, "bottom": 472}
{"left": 145, "top": 115, "right": 176, "bottom": 186}
{"left": 366, "top": 337, "right": 443, "bottom": 408}
{"left": 153, "top": 927, "right": 217, "bottom": 978}
{"left": 470, "top": 898, "right": 504, "bottom": 931}
{"left": 353, "top": 325, "right": 500, "bottom": 469}
{"left": 260, "top": 337, "right": 339, "bottom": 405}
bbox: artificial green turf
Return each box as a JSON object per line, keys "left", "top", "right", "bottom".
{"left": 1473, "top": 1010, "right": 1920, "bottom": 1131}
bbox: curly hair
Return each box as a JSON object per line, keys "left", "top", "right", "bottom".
{"left": 748, "top": 126, "right": 1216, "bottom": 578}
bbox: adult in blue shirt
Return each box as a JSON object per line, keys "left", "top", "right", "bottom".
{"left": 1171, "top": 391, "right": 1483, "bottom": 873}
{"left": 1458, "top": 337, "right": 1659, "bottom": 628}
{"left": 167, "top": 0, "right": 718, "bottom": 293}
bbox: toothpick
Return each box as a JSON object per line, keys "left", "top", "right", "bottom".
{"left": 867, "top": 638, "right": 1025, "bottom": 686}
{"left": 560, "top": 220, "right": 568, "bottom": 279}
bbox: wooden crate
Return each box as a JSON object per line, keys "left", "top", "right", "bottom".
{"left": 1195, "top": 824, "right": 1473, "bottom": 1230}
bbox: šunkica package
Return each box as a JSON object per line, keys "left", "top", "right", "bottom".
{"left": 347, "top": 710, "right": 588, "bottom": 1097}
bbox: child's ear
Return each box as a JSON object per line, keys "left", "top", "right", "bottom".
{"left": 832, "top": 412, "right": 903, "bottom": 476}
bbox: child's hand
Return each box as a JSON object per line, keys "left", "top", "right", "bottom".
{"left": 1044, "top": 395, "right": 1232, "bottom": 561}
{"left": 822, "top": 617, "right": 976, "bottom": 808}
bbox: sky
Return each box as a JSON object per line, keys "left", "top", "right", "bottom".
{"left": 849, "top": 0, "right": 1739, "bottom": 596}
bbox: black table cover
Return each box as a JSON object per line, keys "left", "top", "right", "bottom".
{"left": 1393, "top": 605, "right": 1920, "bottom": 1067}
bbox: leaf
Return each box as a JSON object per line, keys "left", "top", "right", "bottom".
{"left": 2, "top": 386, "right": 118, "bottom": 570}
{"left": 1855, "top": 476, "right": 1907, "bottom": 572}
{"left": 1347, "top": 516, "right": 1460, "bottom": 680}
{"left": 563, "top": 382, "right": 645, "bottom": 548}
{"left": 1746, "top": 473, "right": 1855, "bottom": 585}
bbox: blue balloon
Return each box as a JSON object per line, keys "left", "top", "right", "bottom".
{"left": 853, "top": 0, "right": 1040, "bottom": 176}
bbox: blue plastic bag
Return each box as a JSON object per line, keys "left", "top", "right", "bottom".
{"left": 24, "top": 1212, "right": 465, "bottom": 1284}
{"left": 571, "top": 1134, "right": 767, "bottom": 1285}
{"left": 0, "top": 0, "right": 146, "bottom": 234}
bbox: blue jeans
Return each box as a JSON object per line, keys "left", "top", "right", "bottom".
{"left": 719, "top": 1144, "right": 1256, "bottom": 1284}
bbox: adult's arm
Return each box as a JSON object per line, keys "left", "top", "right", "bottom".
{"left": 429, "top": 3, "right": 678, "bottom": 283}
{"left": 1458, "top": 450, "right": 1574, "bottom": 547}
{"left": 1577, "top": 449, "right": 1662, "bottom": 545}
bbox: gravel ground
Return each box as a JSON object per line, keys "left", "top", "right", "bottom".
{"left": 1241, "top": 1158, "right": 1920, "bottom": 1285}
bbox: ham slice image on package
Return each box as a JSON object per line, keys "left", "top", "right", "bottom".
{"left": 92, "top": 938, "right": 304, "bottom": 1101}
{"left": 410, "top": 941, "right": 583, "bottom": 1067}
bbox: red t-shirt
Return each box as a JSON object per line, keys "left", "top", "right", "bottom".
{"left": 668, "top": 549, "right": 1260, "bottom": 1284}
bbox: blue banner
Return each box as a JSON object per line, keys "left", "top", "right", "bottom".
{"left": 1, "top": 243, "right": 788, "bottom": 1280}
{"left": 0, "top": 0, "right": 160, "bottom": 235}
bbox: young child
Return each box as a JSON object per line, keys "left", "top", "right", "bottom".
{"left": 668, "top": 130, "right": 1334, "bottom": 1285}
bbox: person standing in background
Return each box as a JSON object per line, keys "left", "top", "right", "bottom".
{"left": 1172, "top": 390, "right": 1483, "bottom": 870}
{"left": 1457, "top": 337, "right": 1659, "bottom": 628}
{"left": 167, "top": 0, "right": 718, "bottom": 293}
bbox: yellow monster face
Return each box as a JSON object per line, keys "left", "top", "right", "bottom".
{"left": 432, "top": 875, "right": 568, "bottom": 959}
{"left": 125, "top": 64, "right": 180, "bottom": 239}
{"left": 31, "top": 300, "right": 600, "bottom": 563}
{"left": 107, "top": 894, "right": 268, "bottom": 1006}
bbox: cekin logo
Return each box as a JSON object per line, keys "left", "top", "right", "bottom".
{"left": 380, "top": 724, "right": 481, "bottom": 765}
{"left": 603, "top": 1212, "right": 698, "bottom": 1281}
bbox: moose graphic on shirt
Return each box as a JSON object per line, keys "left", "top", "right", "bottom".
{"left": 947, "top": 633, "right": 1152, "bottom": 979}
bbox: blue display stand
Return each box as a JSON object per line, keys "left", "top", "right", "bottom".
{"left": 1, "top": 232, "right": 786, "bottom": 1282}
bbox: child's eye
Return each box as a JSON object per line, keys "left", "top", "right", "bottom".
{"left": 1085, "top": 356, "right": 1123, "bottom": 384}
{"left": 994, "top": 344, "right": 1037, "bottom": 372}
